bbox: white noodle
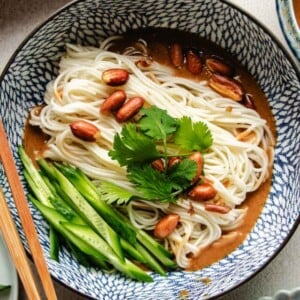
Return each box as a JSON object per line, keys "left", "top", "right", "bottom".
{"left": 30, "top": 36, "right": 274, "bottom": 268}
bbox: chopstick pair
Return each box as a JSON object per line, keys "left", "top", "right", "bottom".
{"left": 0, "top": 120, "right": 57, "bottom": 300}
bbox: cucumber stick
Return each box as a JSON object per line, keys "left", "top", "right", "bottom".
{"left": 137, "top": 230, "right": 176, "bottom": 268}
{"left": 19, "top": 148, "right": 176, "bottom": 279}
{"left": 61, "top": 222, "right": 153, "bottom": 282}
{"left": 52, "top": 167, "right": 124, "bottom": 261}
{"left": 120, "top": 238, "right": 147, "bottom": 264}
{"left": 54, "top": 163, "right": 137, "bottom": 245}
{"left": 54, "top": 161, "right": 176, "bottom": 267}
{"left": 30, "top": 196, "right": 110, "bottom": 269}
{"left": 49, "top": 226, "right": 60, "bottom": 261}
{"left": 18, "top": 147, "right": 52, "bottom": 206}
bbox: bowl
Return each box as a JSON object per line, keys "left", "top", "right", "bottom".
{"left": 0, "top": 1, "right": 299, "bottom": 299}
{"left": 276, "top": 0, "right": 300, "bottom": 61}
{"left": 259, "top": 287, "right": 300, "bottom": 300}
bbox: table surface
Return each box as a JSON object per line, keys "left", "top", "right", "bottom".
{"left": 0, "top": 0, "right": 299, "bottom": 299}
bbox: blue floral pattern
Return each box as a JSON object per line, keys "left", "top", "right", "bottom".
{"left": 0, "top": 0, "right": 299, "bottom": 299}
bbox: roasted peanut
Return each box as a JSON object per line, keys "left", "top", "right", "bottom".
{"left": 188, "top": 183, "right": 217, "bottom": 201}
{"left": 115, "top": 96, "right": 145, "bottom": 122}
{"left": 205, "top": 58, "right": 232, "bottom": 76}
{"left": 100, "top": 90, "right": 127, "bottom": 115}
{"left": 167, "top": 156, "right": 181, "bottom": 169}
{"left": 169, "top": 43, "right": 184, "bottom": 68}
{"left": 151, "top": 159, "right": 165, "bottom": 172}
{"left": 208, "top": 74, "right": 244, "bottom": 101}
{"left": 154, "top": 214, "right": 180, "bottom": 239}
{"left": 186, "top": 49, "right": 202, "bottom": 74}
{"left": 243, "top": 93, "right": 256, "bottom": 110}
{"left": 102, "top": 68, "right": 129, "bottom": 86}
{"left": 204, "top": 203, "right": 231, "bottom": 214}
{"left": 188, "top": 151, "right": 203, "bottom": 183}
{"left": 70, "top": 120, "right": 100, "bottom": 142}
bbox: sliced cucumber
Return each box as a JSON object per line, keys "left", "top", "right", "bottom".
{"left": 51, "top": 166, "right": 124, "bottom": 261}
{"left": 62, "top": 222, "right": 153, "bottom": 282}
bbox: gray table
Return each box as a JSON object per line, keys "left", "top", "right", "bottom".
{"left": 1, "top": 0, "right": 299, "bottom": 299}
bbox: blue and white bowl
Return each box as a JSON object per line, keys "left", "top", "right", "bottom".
{"left": 0, "top": 1, "right": 299, "bottom": 299}
{"left": 276, "top": 0, "right": 300, "bottom": 61}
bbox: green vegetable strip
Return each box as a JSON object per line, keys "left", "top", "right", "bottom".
{"left": 23, "top": 168, "right": 52, "bottom": 206}
{"left": 134, "top": 242, "right": 166, "bottom": 276}
{"left": 41, "top": 172, "right": 86, "bottom": 225}
{"left": 123, "top": 259, "right": 153, "bottom": 283}
{"left": 137, "top": 230, "right": 177, "bottom": 268}
{"left": 120, "top": 238, "right": 147, "bottom": 264}
{"left": 49, "top": 226, "right": 60, "bottom": 261}
{"left": 36, "top": 158, "right": 124, "bottom": 261}
{"left": 20, "top": 151, "right": 124, "bottom": 262}
{"left": 37, "top": 158, "right": 57, "bottom": 179}
{"left": 61, "top": 222, "right": 153, "bottom": 282}
{"left": 55, "top": 162, "right": 176, "bottom": 265}
{"left": 51, "top": 166, "right": 124, "bottom": 261}
{"left": 112, "top": 207, "right": 174, "bottom": 260}
{"left": 19, "top": 147, "right": 176, "bottom": 278}
{"left": 64, "top": 239, "right": 93, "bottom": 268}
{"left": 18, "top": 147, "right": 52, "bottom": 206}
{"left": 29, "top": 196, "right": 110, "bottom": 270}
{"left": 54, "top": 162, "right": 137, "bottom": 246}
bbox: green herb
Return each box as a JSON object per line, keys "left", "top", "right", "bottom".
{"left": 168, "top": 158, "right": 198, "bottom": 189}
{"left": 109, "top": 123, "right": 160, "bottom": 167}
{"left": 108, "top": 107, "right": 213, "bottom": 202}
{"left": 127, "top": 158, "right": 198, "bottom": 201}
{"left": 174, "top": 116, "right": 213, "bottom": 151}
{"left": 128, "top": 165, "right": 176, "bottom": 201}
{"left": 100, "top": 181, "right": 136, "bottom": 205}
{"left": 139, "top": 106, "right": 178, "bottom": 143}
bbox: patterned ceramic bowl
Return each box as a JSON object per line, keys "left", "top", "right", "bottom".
{"left": 276, "top": 0, "right": 300, "bottom": 61}
{"left": 0, "top": 1, "right": 299, "bottom": 299}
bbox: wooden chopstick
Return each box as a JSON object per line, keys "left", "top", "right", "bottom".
{"left": 0, "top": 188, "right": 41, "bottom": 300}
{"left": 0, "top": 120, "right": 57, "bottom": 300}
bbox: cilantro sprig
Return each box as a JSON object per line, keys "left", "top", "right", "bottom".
{"left": 108, "top": 107, "right": 213, "bottom": 203}
{"left": 109, "top": 123, "right": 160, "bottom": 167}
{"left": 99, "top": 181, "right": 137, "bottom": 205}
{"left": 174, "top": 116, "right": 213, "bottom": 151}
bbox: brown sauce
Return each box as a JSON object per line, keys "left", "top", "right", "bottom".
{"left": 188, "top": 178, "right": 272, "bottom": 270}
{"left": 23, "top": 29, "right": 276, "bottom": 271}
{"left": 23, "top": 115, "right": 49, "bottom": 163}
{"left": 294, "top": 0, "right": 300, "bottom": 28}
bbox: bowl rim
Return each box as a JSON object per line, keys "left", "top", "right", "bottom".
{"left": 276, "top": 0, "right": 300, "bottom": 61}
{"left": 0, "top": 0, "right": 299, "bottom": 299}
{"left": 0, "top": 0, "right": 300, "bottom": 81}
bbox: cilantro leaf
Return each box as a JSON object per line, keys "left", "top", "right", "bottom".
{"left": 168, "top": 159, "right": 198, "bottom": 189}
{"left": 109, "top": 123, "right": 160, "bottom": 167}
{"left": 99, "top": 181, "right": 136, "bottom": 205}
{"left": 139, "top": 107, "right": 178, "bottom": 141}
{"left": 127, "top": 165, "right": 176, "bottom": 201}
{"left": 174, "top": 116, "right": 213, "bottom": 151}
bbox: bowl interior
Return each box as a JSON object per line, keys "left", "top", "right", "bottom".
{"left": 0, "top": 1, "right": 299, "bottom": 299}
